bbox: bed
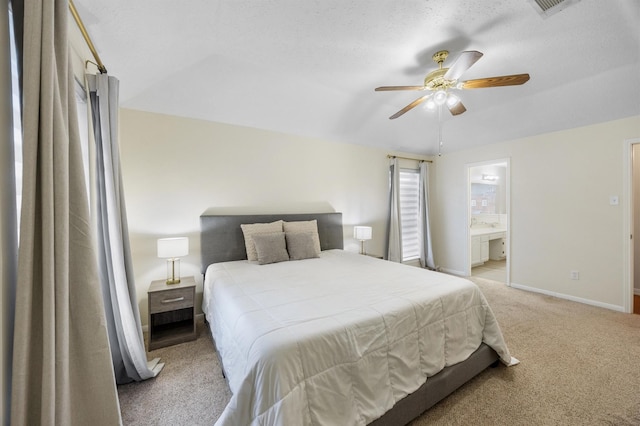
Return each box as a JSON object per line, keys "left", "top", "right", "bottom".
{"left": 200, "top": 211, "right": 516, "bottom": 426}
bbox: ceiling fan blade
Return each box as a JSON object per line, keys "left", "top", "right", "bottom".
{"left": 443, "top": 50, "right": 483, "bottom": 81}
{"left": 389, "top": 94, "right": 430, "bottom": 119}
{"left": 448, "top": 100, "right": 466, "bottom": 116}
{"left": 461, "top": 73, "right": 530, "bottom": 89}
{"left": 375, "top": 85, "right": 426, "bottom": 91}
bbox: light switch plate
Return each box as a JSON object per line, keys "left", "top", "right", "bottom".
{"left": 610, "top": 196, "right": 619, "bottom": 206}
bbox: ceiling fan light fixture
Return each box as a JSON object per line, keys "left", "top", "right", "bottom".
{"left": 424, "top": 97, "right": 436, "bottom": 110}
{"left": 375, "top": 49, "right": 530, "bottom": 121}
{"left": 446, "top": 93, "right": 460, "bottom": 107}
{"left": 422, "top": 95, "right": 436, "bottom": 111}
{"left": 434, "top": 90, "right": 447, "bottom": 106}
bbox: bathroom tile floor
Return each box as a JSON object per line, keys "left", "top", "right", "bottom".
{"left": 472, "top": 259, "right": 507, "bottom": 283}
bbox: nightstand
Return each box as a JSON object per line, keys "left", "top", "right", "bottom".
{"left": 148, "top": 276, "right": 196, "bottom": 351}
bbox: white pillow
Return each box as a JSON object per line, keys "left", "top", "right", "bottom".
{"left": 283, "top": 220, "right": 321, "bottom": 254}
{"left": 240, "top": 220, "right": 284, "bottom": 261}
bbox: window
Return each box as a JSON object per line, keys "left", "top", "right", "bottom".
{"left": 399, "top": 169, "right": 421, "bottom": 261}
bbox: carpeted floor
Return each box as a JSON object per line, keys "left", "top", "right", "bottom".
{"left": 117, "top": 320, "right": 231, "bottom": 425}
{"left": 118, "top": 278, "right": 640, "bottom": 425}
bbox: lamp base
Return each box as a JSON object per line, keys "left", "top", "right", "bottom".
{"left": 166, "top": 258, "right": 181, "bottom": 285}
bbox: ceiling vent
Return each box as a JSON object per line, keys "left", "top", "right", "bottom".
{"left": 528, "top": 0, "right": 582, "bottom": 18}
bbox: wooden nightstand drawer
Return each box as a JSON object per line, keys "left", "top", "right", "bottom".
{"left": 149, "top": 287, "right": 194, "bottom": 314}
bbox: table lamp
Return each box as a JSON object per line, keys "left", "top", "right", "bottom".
{"left": 157, "top": 237, "right": 189, "bottom": 284}
{"left": 353, "top": 226, "right": 372, "bottom": 255}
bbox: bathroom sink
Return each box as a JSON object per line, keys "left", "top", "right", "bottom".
{"left": 470, "top": 228, "right": 506, "bottom": 236}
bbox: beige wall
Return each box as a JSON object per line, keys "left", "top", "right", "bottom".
{"left": 432, "top": 115, "right": 640, "bottom": 311}
{"left": 119, "top": 109, "right": 430, "bottom": 325}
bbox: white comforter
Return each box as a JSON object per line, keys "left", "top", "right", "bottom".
{"left": 203, "top": 250, "right": 515, "bottom": 426}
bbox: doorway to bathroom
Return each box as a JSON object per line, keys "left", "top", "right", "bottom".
{"left": 626, "top": 138, "right": 640, "bottom": 314}
{"left": 467, "top": 159, "right": 510, "bottom": 284}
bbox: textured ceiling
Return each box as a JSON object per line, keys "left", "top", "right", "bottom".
{"left": 73, "top": 0, "right": 640, "bottom": 155}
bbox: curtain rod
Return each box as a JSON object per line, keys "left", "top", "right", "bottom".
{"left": 69, "top": 0, "right": 107, "bottom": 74}
{"left": 387, "top": 155, "right": 433, "bottom": 163}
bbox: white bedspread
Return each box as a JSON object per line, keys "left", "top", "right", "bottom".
{"left": 203, "top": 250, "right": 515, "bottom": 426}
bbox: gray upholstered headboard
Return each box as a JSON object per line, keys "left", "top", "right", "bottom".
{"left": 200, "top": 212, "right": 344, "bottom": 273}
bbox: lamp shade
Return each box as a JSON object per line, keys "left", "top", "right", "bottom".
{"left": 157, "top": 237, "right": 189, "bottom": 258}
{"left": 353, "top": 226, "right": 372, "bottom": 241}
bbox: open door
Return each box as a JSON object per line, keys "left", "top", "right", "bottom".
{"left": 467, "top": 159, "right": 510, "bottom": 285}
{"left": 630, "top": 141, "right": 640, "bottom": 313}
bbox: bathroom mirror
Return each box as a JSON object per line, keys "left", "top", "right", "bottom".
{"left": 470, "top": 183, "right": 505, "bottom": 214}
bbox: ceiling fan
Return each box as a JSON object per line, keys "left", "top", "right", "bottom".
{"left": 375, "top": 50, "right": 530, "bottom": 119}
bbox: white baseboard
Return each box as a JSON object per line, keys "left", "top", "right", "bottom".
{"left": 142, "top": 313, "right": 205, "bottom": 333}
{"left": 635, "top": 288, "right": 640, "bottom": 296}
{"left": 510, "top": 282, "right": 625, "bottom": 313}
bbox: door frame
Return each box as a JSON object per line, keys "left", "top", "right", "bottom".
{"left": 623, "top": 138, "right": 640, "bottom": 313}
{"left": 466, "top": 158, "right": 511, "bottom": 285}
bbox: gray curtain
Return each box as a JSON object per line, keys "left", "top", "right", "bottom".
{"left": 88, "top": 74, "right": 163, "bottom": 384}
{"left": 419, "top": 161, "right": 435, "bottom": 269}
{"left": 386, "top": 157, "right": 402, "bottom": 262}
{"left": 1, "top": 1, "right": 17, "bottom": 421}
{"left": 10, "top": 0, "right": 122, "bottom": 424}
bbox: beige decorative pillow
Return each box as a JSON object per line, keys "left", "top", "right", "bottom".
{"left": 286, "top": 232, "right": 320, "bottom": 261}
{"left": 252, "top": 232, "right": 289, "bottom": 265}
{"left": 240, "top": 220, "right": 284, "bottom": 261}
{"left": 283, "top": 220, "right": 321, "bottom": 254}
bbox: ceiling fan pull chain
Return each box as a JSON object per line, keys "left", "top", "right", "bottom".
{"left": 438, "top": 106, "right": 443, "bottom": 156}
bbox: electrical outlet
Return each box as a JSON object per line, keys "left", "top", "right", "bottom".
{"left": 570, "top": 270, "right": 579, "bottom": 280}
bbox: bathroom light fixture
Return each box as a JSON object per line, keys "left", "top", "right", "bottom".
{"left": 353, "top": 226, "right": 372, "bottom": 255}
{"left": 157, "top": 237, "right": 189, "bottom": 284}
{"left": 482, "top": 174, "right": 499, "bottom": 181}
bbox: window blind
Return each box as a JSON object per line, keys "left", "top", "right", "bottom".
{"left": 399, "top": 170, "right": 421, "bottom": 261}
